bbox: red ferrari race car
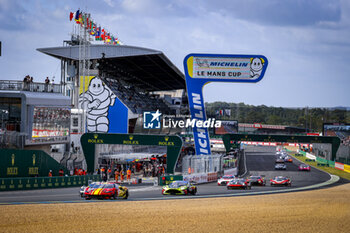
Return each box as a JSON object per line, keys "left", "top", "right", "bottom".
{"left": 298, "top": 164, "right": 311, "bottom": 171}
{"left": 217, "top": 175, "right": 236, "bottom": 186}
{"left": 270, "top": 176, "right": 291, "bottom": 187}
{"left": 227, "top": 179, "right": 251, "bottom": 190}
{"left": 246, "top": 175, "right": 266, "bottom": 186}
{"left": 85, "top": 182, "right": 129, "bottom": 200}
{"left": 284, "top": 156, "right": 293, "bottom": 163}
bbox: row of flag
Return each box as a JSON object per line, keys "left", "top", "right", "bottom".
{"left": 69, "top": 10, "right": 122, "bottom": 45}
{"left": 215, "top": 109, "right": 231, "bottom": 116}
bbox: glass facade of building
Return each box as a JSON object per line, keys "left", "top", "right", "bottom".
{"left": 0, "top": 97, "right": 21, "bottom": 131}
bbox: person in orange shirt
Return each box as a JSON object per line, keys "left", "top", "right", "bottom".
{"left": 48, "top": 170, "right": 53, "bottom": 177}
{"left": 126, "top": 168, "right": 131, "bottom": 182}
{"left": 120, "top": 170, "right": 124, "bottom": 183}
{"left": 107, "top": 168, "right": 112, "bottom": 179}
{"left": 115, "top": 170, "right": 120, "bottom": 182}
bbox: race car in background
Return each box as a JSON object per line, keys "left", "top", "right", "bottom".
{"left": 246, "top": 175, "right": 266, "bottom": 186}
{"left": 217, "top": 175, "right": 236, "bottom": 186}
{"left": 284, "top": 156, "right": 293, "bottom": 163}
{"left": 162, "top": 181, "right": 197, "bottom": 195}
{"left": 270, "top": 176, "right": 291, "bottom": 186}
{"left": 299, "top": 164, "right": 311, "bottom": 171}
{"left": 85, "top": 182, "right": 129, "bottom": 200}
{"left": 275, "top": 163, "right": 287, "bottom": 170}
{"left": 227, "top": 179, "right": 251, "bottom": 190}
{"left": 275, "top": 157, "right": 285, "bottom": 163}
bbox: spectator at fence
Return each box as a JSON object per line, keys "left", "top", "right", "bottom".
{"left": 48, "top": 170, "right": 53, "bottom": 177}
{"left": 45, "top": 77, "right": 50, "bottom": 92}
{"left": 23, "top": 75, "right": 30, "bottom": 91}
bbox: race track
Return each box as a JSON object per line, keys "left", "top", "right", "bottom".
{"left": 0, "top": 149, "right": 340, "bottom": 205}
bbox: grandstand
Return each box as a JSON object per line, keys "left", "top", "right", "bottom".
{"left": 37, "top": 43, "right": 187, "bottom": 134}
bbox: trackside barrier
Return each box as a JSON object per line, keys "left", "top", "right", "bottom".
{"left": 328, "top": 161, "right": 335, "bottom": 168}
{"left": 158, "top": 175, "right": 183, "bottom": 186}
{"left": 223, "top": 168, "right": 238, "bottom": 176}
{"left": 335, "top": 162, "right": 344, "bottom": 171}
{"left": 182, "top": 172, "right": 219, "bottom": 184}
{"left": 286, "top": 147, "right": 350, "bottom": 173}
{"left": 344, "top": 164, "right": 350, "bottom": 173}
{"left": 183, "top": 173, "right": 208, "bottom": 184}
{"left": 0, "top": 175, "right": 101, "bottom": 191}
{"left": 207, "top": 172, "right": 218, "bottom": 182}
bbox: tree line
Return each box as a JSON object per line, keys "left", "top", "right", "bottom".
{"left": 205, "top": 102, "right": 350, "bottom": 132}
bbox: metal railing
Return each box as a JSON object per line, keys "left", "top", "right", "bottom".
{"left": 182, "top": 154, "right": 223, "bottom": 175}
{"left": 0, "top": 131, "right": 25, "bottom": 149}
{"left": 0, "top": 80, "right": 62, "bottom": 93}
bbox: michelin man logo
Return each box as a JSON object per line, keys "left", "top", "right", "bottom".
{"left": 79, "top": 77, "right": 116, "bottom": 133}
{"left": 250, "top": 57, "right": 264, "bottom": 79}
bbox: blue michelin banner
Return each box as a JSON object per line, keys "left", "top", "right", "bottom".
{"left": 183, "top": 54, "right": 268, "bottom": 155}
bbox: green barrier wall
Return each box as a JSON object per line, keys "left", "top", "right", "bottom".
{"left": 286, "top": 149, "right": 337, "bottom": 168}
{"left": 0, "top": 175, "right": 101, "bottom": 191}
{"left": 158, "top": 175, "right": 183, "bottom": 186}
{"left": 0, "top": 149, "right": 69, "bottom": 178}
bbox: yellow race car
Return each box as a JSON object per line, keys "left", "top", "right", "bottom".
{"left": 162, "top": 181, "right": 197, "bottom": 195}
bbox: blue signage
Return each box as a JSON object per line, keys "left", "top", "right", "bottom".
{"left": 183, "top": 53, "right": 268, "bottom": 155}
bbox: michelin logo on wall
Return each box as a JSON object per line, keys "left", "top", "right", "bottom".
{"left": 79, "top": 76, "right": 128, "bottom": 133}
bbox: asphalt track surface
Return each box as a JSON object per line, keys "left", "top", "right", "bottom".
{"left": 0, "top": 150, "right": 340, "bottom": 205}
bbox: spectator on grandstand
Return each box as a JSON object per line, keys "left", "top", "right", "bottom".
{"left": 23, "top": 75, "right": 30, "bottom": 90}
{"left": 45, "top": 77, "right": 50, "bottom": 92}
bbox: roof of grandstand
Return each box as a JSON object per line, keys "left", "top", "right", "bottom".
{"left": 37, "top": 44, "right": 185, "bottom": 91}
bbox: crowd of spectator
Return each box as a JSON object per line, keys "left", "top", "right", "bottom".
{"left": 97, "top": 155, "right": 167, "bottom": 183}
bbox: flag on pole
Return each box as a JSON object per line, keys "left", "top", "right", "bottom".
{"left": 69, "top": 12, "right": 74, "bottom": 21}
{"left": 75, "top": 10, "right": 80, "bottom": 24}
{"left": 225, "top": 109, "right": 231, "bottom": 116}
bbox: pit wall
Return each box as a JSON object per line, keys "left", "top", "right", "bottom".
{"left": 0, "top": 175, "right": 101, "bottom": 191}
{"left": 0, "top": 149, "right": 69, "bottom": 178}
{"left": 285, "top": 148, "right": 350, "bottom": 174}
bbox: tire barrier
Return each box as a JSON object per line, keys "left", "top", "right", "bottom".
{"left": 0, "top": 175, "right": 101, "bottom": 191}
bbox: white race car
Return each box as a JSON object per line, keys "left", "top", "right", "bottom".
{"left": 217, "top": 175, "right": 236, "bottom": 186}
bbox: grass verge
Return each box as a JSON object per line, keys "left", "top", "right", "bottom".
{"left": 290, "top": 153, "right": 350, "bottom": 181}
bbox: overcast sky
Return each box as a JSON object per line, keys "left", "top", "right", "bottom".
{"left": 0, "top": 0, "right": 349, "bottom": 108}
